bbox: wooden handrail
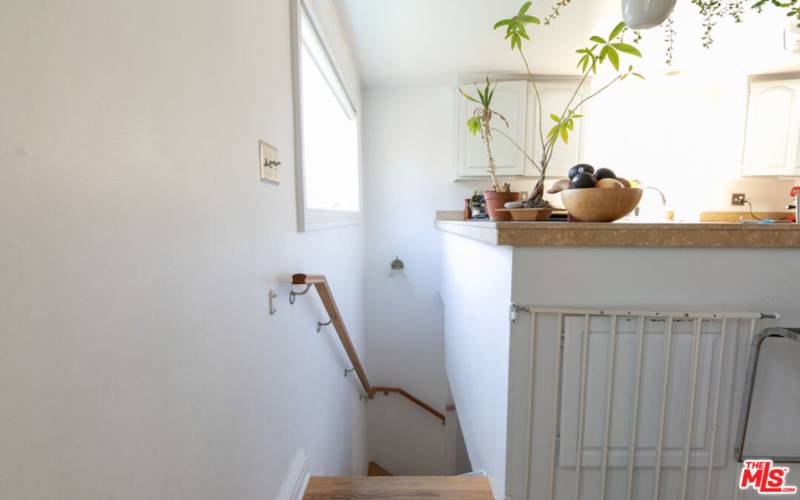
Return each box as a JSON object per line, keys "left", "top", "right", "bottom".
{"left": 369, "top": 387, "right": 446, "bottom": 423}
{"left": 292, "top": 273, "right": 446, "bottom": 425}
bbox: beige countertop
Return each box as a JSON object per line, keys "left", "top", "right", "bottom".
{"left": 435, "top": 212, "right": 800, "bottom": 248}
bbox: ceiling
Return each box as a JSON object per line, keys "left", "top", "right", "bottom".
{"left": 338, "top": 0, "right": 619, "bottom": 86}
{"left": 337, "top": 0, "right": 799, "bottom": 87}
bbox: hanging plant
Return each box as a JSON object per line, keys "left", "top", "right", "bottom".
{"left": 543, "top": 0, "right": 572, "bottom": 25}
{"left": 664, "top": 16, "right": 676, "bottom": 65}
{"left": 691, "top": 0, "right": 798, "bottom": 48}
{"left": 752, "top": 0, "right": 800, "bottom": 27}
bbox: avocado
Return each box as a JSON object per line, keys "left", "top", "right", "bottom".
{"left": 570, "top": 172, "right": 597, "bottom": 189}
{"left": 595, "top": 168, "right": 617, "bottom": 180}
{"left": 568, "top": 164, "right": 595, "bottom": 179}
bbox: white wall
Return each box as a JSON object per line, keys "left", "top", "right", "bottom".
{"left": 441, "top": 233, "right": 513, "bottom": 500}
{"left": 0, "top": 1, "right": 367, "bottom": 498}
{"left": 362, "top": 86, "right": 476, "bottom": 474}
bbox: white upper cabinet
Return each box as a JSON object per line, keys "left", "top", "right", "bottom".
{"left": 742, "top": 78, "right": 800, "bottom": 177}
{"left": 455, "top": 80, "right": 528, "bottom": 179}
{"left": 454, "top": 78, "right": 585, "bottom": 180}
{"left": 526, "top": 79, "right": 586, "bottom": 178}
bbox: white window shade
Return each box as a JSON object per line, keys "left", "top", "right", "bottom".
{"left": 293, "top": 2, "right": 361, "bottom": 231}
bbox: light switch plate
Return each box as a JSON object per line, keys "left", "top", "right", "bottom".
{"left": 259, "top": 141, "right": 280, "bottom": 185}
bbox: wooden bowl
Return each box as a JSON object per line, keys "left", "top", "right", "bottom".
{"left": 560, "top": 188, "right": 643, "bottom": 222}
{"left": 506, "top": 208, "right": 553, "bottom": 221}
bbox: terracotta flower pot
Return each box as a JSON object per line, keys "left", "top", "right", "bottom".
{"left": 484, "top": 191, "right": 520, "bottom": 221}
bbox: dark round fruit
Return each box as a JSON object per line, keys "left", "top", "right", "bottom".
{"left": 568, "top": 164, "right": 595, "bottom": 179}
{"left": 595, "top": 168, "right": 617, "bottom": 180}
{"left": 570, "top": 172, "right": 597, "bottom": 189}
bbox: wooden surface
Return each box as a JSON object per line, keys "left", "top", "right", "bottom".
{"left": 435, "top": 218, "right": 800, "bottom": 248}
{"left": 369, "top": 387, "right": 446, "bottom": 424}
{"left": 560, "top": 187, "right": 642, "bottom": 222}
{"left": 303, "top": 476, "right": 493, "bottom": 500}
{"left": 301, "top": 274, "right": 371, "bottom": 391}
{"left": 368, "top": 462, "right": 393, "bottom": 477}
{"left": 699, "top": 211, "right": 794, "bottom": 222}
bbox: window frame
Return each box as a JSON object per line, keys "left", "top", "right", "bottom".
{"left": 291, "top": 0, "right": 362, "bottom": 232}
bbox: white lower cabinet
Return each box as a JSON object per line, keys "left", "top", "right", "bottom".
{"left": 742, "top": 78, "right": 800, "bottom": 177}
{"left": 454, "top": 77, "right": 585, "bottom": 180}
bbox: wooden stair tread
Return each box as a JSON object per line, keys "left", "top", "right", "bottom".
{"left": 303, "top": 476, "right": 493, "bottom": 500}
{"left": 368, "top": 462, "right": 393, "bottom": 476}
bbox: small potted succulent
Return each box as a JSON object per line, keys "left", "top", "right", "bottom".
{"left": 462, "top": 2, "right": 645, "bottom": 219}
{"left": 460, "top": 78, "right": 518, "bottom": 221}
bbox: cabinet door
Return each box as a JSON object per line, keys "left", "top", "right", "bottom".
{"left": 742, "top": 80, "right": 800, "bottom": 176}
{"left": 786, "top": 82, "right": 800, "bottom": 175}
{"left": 455, "top": 80, "right": 527, "bottom": 179}
{"left": 526, "top": 80, "right": 587, "bottom": 178}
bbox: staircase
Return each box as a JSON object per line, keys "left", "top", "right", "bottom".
{"left": 291, "top": 275, "right": 486, "bottom": 498}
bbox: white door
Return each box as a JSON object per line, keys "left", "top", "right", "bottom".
{"left": 455, "top": 80, "right": 527, "bottom": 179}
{"left": 742, "top": 80, "right": 800, "bottom": 176}
{"left": 526, "top": 79, "right": 587, "bottom": 178}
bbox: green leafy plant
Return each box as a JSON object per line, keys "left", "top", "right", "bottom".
{"left": 688, "top": 0, "right": 799, "bottom": 50}
{"left": 543, "top": 0, "right": 572, "bottom": 25}
{"left": 459, "top": 78, "right": 510, "bottom": 192}
{"left": 664, "top": 16, "right": 676, "bottom": 66}
{"left": 464, "top": 3, "right": 644, "bottom": 205}
{"left": 752, "top": 0, "right": 800, "bottom": 27}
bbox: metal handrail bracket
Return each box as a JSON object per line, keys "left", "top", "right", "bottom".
{"left": 288, "top": 284, "right": 312, "bottom": 305}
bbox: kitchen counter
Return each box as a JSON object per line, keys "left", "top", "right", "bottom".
{"left": 438, "top": 209, "right": 800, "bottom": 499}
{"left": 435, "top": 212, "right": 800, "bottom": 248}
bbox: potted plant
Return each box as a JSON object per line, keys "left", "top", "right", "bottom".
{"left": 462, "top": 2, "right": 645, "bottom": 212}
{"left": 460, "top": 78, "right": 518, "bottom": 221}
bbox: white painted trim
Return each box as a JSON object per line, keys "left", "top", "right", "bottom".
{"left": 276, "top": 449, "right": 310, "bottom": 500}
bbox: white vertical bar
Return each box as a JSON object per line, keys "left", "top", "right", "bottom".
{"left": 626, "top": 316, "right": 647, "bottom": 500}
{"left": 733, "top": 319, "right": 758, "bottom": 500}
{"left": 653, "top": 317, "right": 675, "bottom": 500}
{"left": 704, "top": 317, "right": 728, "bottom": 500}
{"left": 680, "top": 318, "right": 704, "bottom": 500}
{"left": 524, "top": 312, "right": 537, "bottom": 500}
{"left": 574, "top": 314, "right": 591, "bottom": 500}
{"left": 549, "top": 313, "right": 564, "bottom": 500}
{"left": 600, "top": 315, "right": 618, "bottom": 500}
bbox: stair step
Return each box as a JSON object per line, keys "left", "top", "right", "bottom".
{"left": 303, "top": 476, "right": 493, "bottom": 499}
{"left": 367, "top": 461, "right": 393, "bottom": 476}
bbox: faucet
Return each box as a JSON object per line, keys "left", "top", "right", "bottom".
{"left": 634, "top": 186, "right": 668, "bottom": 217}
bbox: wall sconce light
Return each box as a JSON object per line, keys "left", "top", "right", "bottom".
{"left": 389, "top": 256, "right": 405, "bottom": 278}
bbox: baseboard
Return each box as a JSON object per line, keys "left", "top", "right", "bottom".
{"left": 277, "top": 448, "right": 310, "bottom": 500}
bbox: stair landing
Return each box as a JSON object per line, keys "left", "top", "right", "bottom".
{"left": 303, "top": 476, "right": 493, "bottom": 499}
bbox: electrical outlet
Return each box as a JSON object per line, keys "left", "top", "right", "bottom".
{"left": 259, "top": 141, "right": 280, "bottom": 185}
{"left": 731, "top": 193, "right": 747, "bottom": 206}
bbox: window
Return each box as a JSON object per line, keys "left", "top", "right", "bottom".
{"left": 293, "top": 2, "right": 360, "bottom": 231}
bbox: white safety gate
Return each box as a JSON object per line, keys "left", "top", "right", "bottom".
{"left": 507, "top": 307, "right": 777, "bottom": 500}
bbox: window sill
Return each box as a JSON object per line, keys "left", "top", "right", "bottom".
{"left": 300, "top": 209, "right": 362, "bottom": 232}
